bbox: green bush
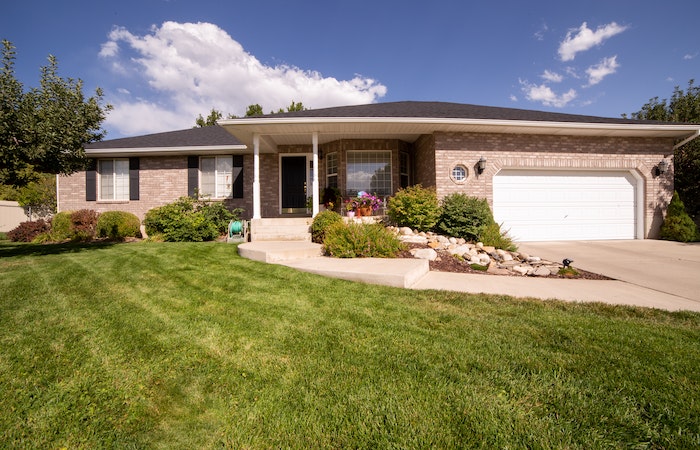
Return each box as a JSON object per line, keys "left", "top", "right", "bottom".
{"left": 660, "top": 191, "right": 698, "bottom": 242}
{"left": 143, "top": 197, "right": 237, "bottom": 242}
{"left": 199, "top": 201, "right": 241, "bottom": 234}
{"left": 478, "top": 222, "right": 517, "bottom": 252}
{"left": 311, "top": 210, "right": 344, "bottom": 243}
{"left": 70, "top": 209, "right": 100, "bottom": 242}
{"left": 387, "top": 185, "right": 441, "bottom": 232}
{"left": 437, "top": 194, "right": 495, "bottom": 241}
{"left": 96, "top": 211, "right": 141, "bottom": 240}
{"left": 323, "top": 222, "right": 404, "bottom": 258}
{"left": 50, "top": 211, "right": 73, "bottom": 240}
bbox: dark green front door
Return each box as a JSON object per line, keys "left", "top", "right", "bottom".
{"left": 281, "top": 156, "right": 307, "bottom": 213}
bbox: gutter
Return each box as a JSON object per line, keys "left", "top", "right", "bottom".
{"left": 673, "top": 129, "right": 700, "bottom": 150}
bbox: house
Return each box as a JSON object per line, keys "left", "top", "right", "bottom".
{"left": 57, "top": 101, "right": 700, "bottom": 241}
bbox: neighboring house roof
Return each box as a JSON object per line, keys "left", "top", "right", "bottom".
{"left": 85, "top": 125, "right": 246, "bottom": 157}
{"left": 219, "top": 101, "right": 700, "bottom": 153}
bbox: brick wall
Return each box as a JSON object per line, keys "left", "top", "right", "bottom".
{"left": 58, "top": 155, "right": 251, "bottom": 220}
{"left": 431, "top": 132, "right": 675, "bottom": 238}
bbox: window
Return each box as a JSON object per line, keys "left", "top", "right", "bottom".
{"left": 326, "top": 152, "right": 338, "bottom": 189}
{"left": 99, "top": 159, "right": 129, "bottom": 200}
{"left": 199, "top": 156, "right": 243, "bottom": 198}
{"left": 400, "top": 152, "right": 410, "bottom": 188}
{"left": 346, "top": 151, "right": 392, "bottom": 196}
{"left": 451, "top": 165, "right": 468, "bottom": 183}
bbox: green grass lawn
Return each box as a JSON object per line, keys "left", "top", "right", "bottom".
{"left": 1, "top": 241, "right": 699, "bottom": 449}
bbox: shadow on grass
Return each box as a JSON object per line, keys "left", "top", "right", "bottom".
{"left": 0, "top": 240, "right": 118, "bottom": 258}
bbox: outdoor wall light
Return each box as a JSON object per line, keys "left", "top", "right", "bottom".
{"left": 657, "top": 159, "right": 669, "bottom": 175}
{"left": 477, "top": 156, "right": 487, "bottom": 174}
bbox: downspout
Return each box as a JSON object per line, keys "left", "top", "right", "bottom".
{"left": 672, "top": 129, "right": 700, "bottom": 152}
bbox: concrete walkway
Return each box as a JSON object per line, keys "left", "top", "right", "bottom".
{"left": 238, "top": 241, "right": 700, "bottom": 312}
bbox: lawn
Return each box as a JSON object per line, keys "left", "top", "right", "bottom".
{"left": 1, "top": 241, "right": 699, "bottom": 449}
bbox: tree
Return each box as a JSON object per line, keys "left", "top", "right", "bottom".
{"left": 0, "top": 40, "right": 111, "bottom": 187}
{"left": 245, "top": 104, "right": 264, "bottom": 117}
{"left": 627, "top": 80, "right": 700, "bottom": 221}
{"left": 194, "top": 108, "right": 223, "bottom": 127}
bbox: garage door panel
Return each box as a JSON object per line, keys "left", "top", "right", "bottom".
{"left": 493, "top": 170, "right": 636, "bottom": 242}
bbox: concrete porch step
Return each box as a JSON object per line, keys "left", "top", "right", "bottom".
{"left": 238, "top": 241, "right": 323, "bottom": 263}
{"left": 249, "top": 217, "right": 312, "bottom": 242}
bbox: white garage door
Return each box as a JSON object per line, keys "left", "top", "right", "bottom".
{"left": 493, "top": 170, "right": 637, "bottom": 242}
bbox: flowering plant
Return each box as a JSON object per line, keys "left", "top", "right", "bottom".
{"left": 354, "top": 191, "right": 383, "bottom": 211}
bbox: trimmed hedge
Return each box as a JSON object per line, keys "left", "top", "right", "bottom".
{"left": 96, "top": 211, "right": 141, "bottom": 240}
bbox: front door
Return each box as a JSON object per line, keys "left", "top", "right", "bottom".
{"left": 281, "top": 156, "right": 308, "bottom": 214}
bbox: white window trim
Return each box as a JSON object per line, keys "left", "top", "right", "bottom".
{"left": 346, "top": 150, "right": 392, "bottom": 196}
{"left": 98, "top": 158, "right": 130, "bottom": 201}
{"left": 200, "top": 155, "right": 234, "bottom": 199}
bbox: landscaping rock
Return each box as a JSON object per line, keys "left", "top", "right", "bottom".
{"left": 412, "top": 248, "right": 438, "bottom": 261}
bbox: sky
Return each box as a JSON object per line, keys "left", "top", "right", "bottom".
{"left": 2, "top": 0, "right": 699, "bottom": 139}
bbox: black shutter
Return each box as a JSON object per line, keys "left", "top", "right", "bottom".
{"left": 129, "top": 157, "right": 139, "bottom": 200}
{"left": 233, "top": 155, "right": 244, "bottom": 198}
{"left": 187, "top": 156, "right": 199, "bottom": 197}
{"left": 85, "top": 159, "right": 97, "bottom": 201}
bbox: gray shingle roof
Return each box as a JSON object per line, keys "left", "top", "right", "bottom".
{"left": 263, "top": 101, "right": 658, "bottom": 124}
{"left": 85, "top": 125, "right": 243, "bottom": 149}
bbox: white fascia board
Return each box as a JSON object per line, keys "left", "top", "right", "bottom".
{"left": 85, "top": 144, "right": 248, "bottom": 157}
{"left": 220, "top": 116, "right": 700, "bottom": 138}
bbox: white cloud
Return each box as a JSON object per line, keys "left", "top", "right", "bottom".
{"left": 99, "top": 21, "right": 387, "bottom": 136}
{"left": 541, "top": 70, "right": 563, "bottom": 83}
{"left": 520, "top": 80, "right": 577, "bottom": 108}
{"left": 585, "top": 56, "right": 619, "bottom": 86}
{"left": 558, "top": 22, "right": 628, "bottom": 61}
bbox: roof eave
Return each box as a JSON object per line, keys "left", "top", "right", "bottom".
{"left": 85, "top": 144, "right": 247, "bottom": 158}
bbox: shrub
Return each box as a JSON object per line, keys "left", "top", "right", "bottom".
{"left": 437, "top": 194, "right": 495, "bottom": 241}
{"left": 478, "top": 222, "right": 518, "bottom": 252}
{"left": 198, "top": 201, "right": 241, "bottom": 234}
{"left": 144, "top": 197, "right": 232, "bottom": 242}
{"left": 50, "top": 211, "right": 73, "bottom": 240}
{"left": 96, "top": 211, "right": 141, "bottom": 240}
{"left": 8, "top": 220, "right": 51, "bottom": 242}
{"left": 660, "top": 191, "right": 698, "bottom": 242}
{"left": 323, "top": 222, "right": 404, "bottom": 258}
{"left": 70, "top": 209, "right": 100, "bottom": 242}
{"left": 311, "top": 210, "right": 344, "bottom": 243}
{"left": 387, "top": 185, "right": 441, "bottom": 232}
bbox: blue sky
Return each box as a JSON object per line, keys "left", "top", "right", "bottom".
{"left": 3, "top": 0, "right": 699, "bottom": 138}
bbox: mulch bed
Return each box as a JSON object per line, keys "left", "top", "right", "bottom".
{"left": 397, "top": 243, "right": 613, "bottom": 280}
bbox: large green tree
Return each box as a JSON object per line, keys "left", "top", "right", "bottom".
{"left": 627, "top": 80, "right": 700, "bottom": 220}
{"left": 0, "top": 40, "right": 111, "bottom": 187}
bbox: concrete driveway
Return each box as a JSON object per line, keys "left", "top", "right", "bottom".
{"left": 519, "top": 240, "right": 700, "bottom": 307}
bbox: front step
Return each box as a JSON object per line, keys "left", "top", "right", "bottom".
{"left": 249, "top": 218, "right": 312, "bottom": 242}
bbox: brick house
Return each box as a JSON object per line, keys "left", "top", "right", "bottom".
{"left": 57, "top": 101, "right": 700, "bottom": 241}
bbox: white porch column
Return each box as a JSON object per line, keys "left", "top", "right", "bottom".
{"left": 253, "top": 133, "right": 261, "bottom": 219}
{"left": 312, "top": 132, "right": 320, "bottom": 217}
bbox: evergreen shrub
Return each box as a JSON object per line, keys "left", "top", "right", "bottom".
{"left": 387, "top": 185, "right": 441, "bottom": 232}
{"left": 437, "top": 194, "right": 495, "bottom": 241}
{"left": 96, "top": 211, "right": 141, "bottom": 240}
